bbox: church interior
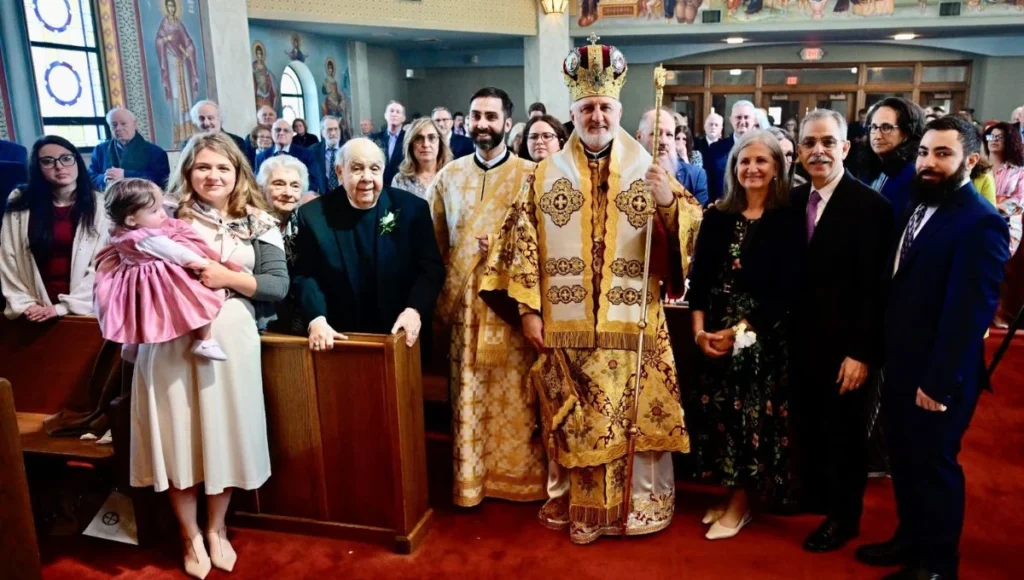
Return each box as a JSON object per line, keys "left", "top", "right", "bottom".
{"left": 1, "top": 0, "right": 1023, "bottom": 579}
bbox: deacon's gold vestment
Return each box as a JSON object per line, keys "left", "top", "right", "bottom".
{"left": 431, "top": 152, "right": 548, "bottom": 507}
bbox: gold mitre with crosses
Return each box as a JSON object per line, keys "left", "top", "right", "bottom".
{"left": 563, "top": 33, "right": 628, "bottom": 102}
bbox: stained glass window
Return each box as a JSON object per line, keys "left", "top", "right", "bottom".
{"left": 22, "top": 0, "right": 108, "bottom": 149}
{"left": 280, "top": 66, "right": 305, "bottom": 124}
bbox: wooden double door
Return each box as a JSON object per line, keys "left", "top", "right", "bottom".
{"left": 762, "top": 92, "right": 856, "bottom": 127}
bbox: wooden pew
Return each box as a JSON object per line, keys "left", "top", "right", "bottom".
{"left": 234, "top": 332, "right": 433, "bottom": 554}
{"left": 0, "top": 379, "right": 42, "bottom": 580}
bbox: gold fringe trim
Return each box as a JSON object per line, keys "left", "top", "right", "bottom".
{"left": 569, "top": 503, "right": 623, "bottom": 527}
{"left": 545, "top": 331, "right": 597, "bottom": 349}
{"left": 554, "top": 434, "right": 691, "bottom": 470}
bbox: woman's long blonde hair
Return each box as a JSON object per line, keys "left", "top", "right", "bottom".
{"left": 168, "top": 132, "right": 269, "bottom": 221}
{"left": 397, "top": 118, "right": 452, "bottom": 179}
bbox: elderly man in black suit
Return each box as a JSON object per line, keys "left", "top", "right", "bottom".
{"left": 431, "top": 106, "right": 474, "bottom": 159}
{"left": 292, "top": 137, "right": 444, "bottom": 352}
{"left": 790, "top": 108, "right": 894, "bottom": 553}
{"left": 370, "top": 100, "right": 407, "bottom": 186}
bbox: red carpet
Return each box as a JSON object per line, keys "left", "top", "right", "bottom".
{"left": 41, "top": 336, "right": 1023, "bottom": 580}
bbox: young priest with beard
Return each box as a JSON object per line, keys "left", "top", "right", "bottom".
{"left": 856, "top": 117, "right": 1009, "bottom": 580}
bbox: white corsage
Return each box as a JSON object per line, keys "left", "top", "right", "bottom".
{"left": 379, "top": 209, "right": 399, "bottom": 235}
{"left": 731, "top": 322, "right": 757, "bottom": 356}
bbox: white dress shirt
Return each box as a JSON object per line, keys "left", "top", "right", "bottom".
{"left": 810, "top": 174, "right": 842, "bottom": 224}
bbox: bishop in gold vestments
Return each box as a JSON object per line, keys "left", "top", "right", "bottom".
{"left": 480, "top": 41, "right": 702, "bottom": 545}
{"left": 431, "top": 139, "right": 547, "bottom": 507}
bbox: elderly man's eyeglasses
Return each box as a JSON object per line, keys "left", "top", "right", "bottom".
{"left": 39, "top": 154, "right": 76, "bottom": 168}
{"left": 868, "top": 123, "right": 898, "bottom": 135}
{"left": 985, "top": 134, "right": 1004, "bottom": 143}
{"left": 528, "top": 132, "right": 557, "bottom": 142}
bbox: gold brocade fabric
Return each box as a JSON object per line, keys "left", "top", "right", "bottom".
{"left": 431, "top": 154, "right": 547, "bottom": 507}
{"left": 450, "top": 276, "right": 547, "bottom": 506}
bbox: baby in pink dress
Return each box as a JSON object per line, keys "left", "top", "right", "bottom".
{"left": 94, "top": 179, "right": 238, "bottom": 362}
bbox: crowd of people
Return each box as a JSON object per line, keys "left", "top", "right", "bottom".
{"left": 0, "top": 39, "right": 1021, "bottom": 580}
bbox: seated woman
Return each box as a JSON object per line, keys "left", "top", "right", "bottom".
{"left": 249, "top": 124, "right": 273, "bottom": 158}
{"left": 391, "top": 118, "right": 452, "bottom": 202}
{"left": 256, "top": 153, "right": 314, "bottom": 333}
{"left": 293, "top": 137, "right": 444, "bottom": 351}
{"left": 517, "top": 114, "right": 567, "bottom": 163}
{"left": 687, "top": 130, "right": 802, "bottom": 540}
{"left": 1, "top": 136, "right": 108, "bottom": 320}
{"left": 292, "top": 118, "right": 319, "bottom": 149}
{"left": 130, "top": 132, "right": 288, "bottom": 579}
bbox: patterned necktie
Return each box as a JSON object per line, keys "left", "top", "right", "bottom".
{"left": 327, "top": 148, "right": 339, "bottom": 191}
{"left": 898, "top": 204, "right": 929, "bottom": 269}
{"left": 806, "top": 190, "right": 821, "bottom": 243}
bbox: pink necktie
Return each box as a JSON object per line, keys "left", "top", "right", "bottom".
{"left": 806, "top": 190, "right": 821, "bottom": 243}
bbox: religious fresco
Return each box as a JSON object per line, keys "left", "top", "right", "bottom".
{"left": 137, "top": 0, "right": 206, "bottom": 150}
{"left": 575, "top": 0, "right": 1024, "bottom": 26}
{"left": 248, "top": 25, "right": 353, "bottom": 137}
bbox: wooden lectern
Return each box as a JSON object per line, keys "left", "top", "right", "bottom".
{"left": 234, "top": 332, "right": 433, "bottom": 554}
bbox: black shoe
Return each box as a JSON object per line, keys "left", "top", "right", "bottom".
{"left": 856, "top": 536, "right": 914, "bottom": 567}
{"left": 882, "top": 566, "right": 955, "bottom": 580}
{"left": 802, "top": 518, "right": 859, "bottom": 552}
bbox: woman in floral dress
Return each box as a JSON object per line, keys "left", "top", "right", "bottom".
{"left": 687, "top": 131, "right": 803, "bottom": 540}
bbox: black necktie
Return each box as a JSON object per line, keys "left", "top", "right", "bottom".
{"left": 327, "top": 148, "right": 339, "bottom": 191}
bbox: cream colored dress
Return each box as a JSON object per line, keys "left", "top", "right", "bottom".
{"left": 130, "top": 219, "right": 270, "bottom": 494}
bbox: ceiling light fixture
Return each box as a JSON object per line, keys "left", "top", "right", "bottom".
{"left": 539, "top": 0, "right": 569, "bottom": 14}
{"left": 729, "top": 69, "right": 742, "bottom": 76}
{"left": 725, "top": 37, "right": 745, "bottom": 44}
{"left": 893, "top": 32, "right": 917, "bottom": 41}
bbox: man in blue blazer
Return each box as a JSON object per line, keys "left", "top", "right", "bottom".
{"left": 705, "top": 100, "right": 757, "bottom": 205}
{"left": 856, "top": 117, "right": 1009, "bottom": 580}
{"left": 431, "top": 107, "right": 474, "bottom": 159}
{"left": 89, "top": 107, "right": 170, "bottom": 190}
{"left": 0, "top": 138, "right": 27, "bottom": 165}
{"left": 255, "top": 119, "right": 322, "bottom": 192}
{"left": 636, "top": 108, "right": 709, "bottom": 206}
{"left": 308, "top": 115, "right": 344, "bottom": 194}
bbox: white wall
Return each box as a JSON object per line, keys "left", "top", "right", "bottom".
{"left": 404, "top": 67, "right": 528, "bottom": 123}
{"left": 366, "top": 46, "right": 408, "bottom": 129}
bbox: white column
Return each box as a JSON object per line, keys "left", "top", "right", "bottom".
{"left": 201, "top": 0, "right": 255, "bottom": 135}
{"left": 348, "top": 41, "right": 373, "bottom": 134}
{"left": 523, "top": 5, "right": 571, "bottom": 121}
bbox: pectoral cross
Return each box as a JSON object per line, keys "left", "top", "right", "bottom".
{"left": 587, "top": 32, "right": 600, "bottom": 45}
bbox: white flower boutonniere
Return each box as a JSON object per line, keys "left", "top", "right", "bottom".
{"left": 379, "top": 209, "right": 400, "bottom": 235}
{"left": 731, "top": 321, "right": 757, "bottom": 356}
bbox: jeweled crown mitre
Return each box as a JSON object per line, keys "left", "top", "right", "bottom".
{"left": 563, "top": 33, "right": 628, "bottom": 102}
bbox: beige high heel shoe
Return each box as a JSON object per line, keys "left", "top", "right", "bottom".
{"left": 705, "top": 512, "right": 752, "bottom": 540}
{"left": 183, "top": 533, "right": 212, "bottom": 579}
{"left": 207, "top": 528, "right": 238, "bottom": 572}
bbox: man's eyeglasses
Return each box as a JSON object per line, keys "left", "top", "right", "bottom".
{"left": 528, "top": 132, "right": 557, "bottom": 142}
{"left": 39, "top": 154, "right": 76, "bottom": 168}
{"left": 868, "top": 123, "right": 898, "bottom": 135}
{"left": 985, "top": 134, "right": 1004, "bottom": 143}
{"left": 799, "top": 137, "right": 840, "bottom": 149}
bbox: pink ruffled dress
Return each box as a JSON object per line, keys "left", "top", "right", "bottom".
{"left": 93, "top": 219, "right": 233, "bottom": 344}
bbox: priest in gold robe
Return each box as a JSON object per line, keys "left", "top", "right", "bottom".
{"left": 430, "top": 87, "right": 548, "bottom": 507}
{"left": 480, "top": 40, "right": 702, "bottom": 545}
